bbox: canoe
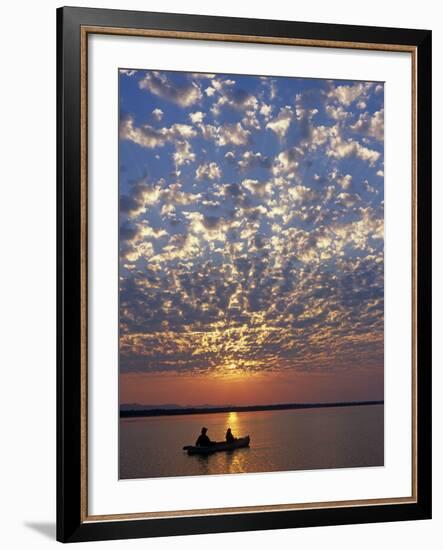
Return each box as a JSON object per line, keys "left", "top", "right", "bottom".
{"left": 184, "top": 436, "right": 250, "bottom": 455}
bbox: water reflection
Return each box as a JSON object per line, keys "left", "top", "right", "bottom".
{"left": 224, "top": 411, "right": 242, "bottom": 437}
{"left": 223, "top": 447, "right": 250, "bottom": 474}
{"left": 193, "top": 446, "right": 251, "bottom": 476}
{"left": 195, "top": 454, "right": 211, "bottom": 476}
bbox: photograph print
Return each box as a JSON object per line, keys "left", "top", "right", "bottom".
{"left": 118, "top": 68, "right": 385, "bottom": 480}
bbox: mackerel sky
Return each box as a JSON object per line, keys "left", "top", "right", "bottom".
{"left": 118, "top": 68, "right": 384, "bottom": 404}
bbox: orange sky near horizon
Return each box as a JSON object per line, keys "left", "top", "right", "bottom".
{"left": 120, "top": 367, "right": 383, "bottom": 407}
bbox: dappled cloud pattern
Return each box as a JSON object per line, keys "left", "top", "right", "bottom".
{"left": 119, "top": 70, "right": 384, "bottom": 381}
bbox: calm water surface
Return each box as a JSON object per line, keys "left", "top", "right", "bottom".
{"left": 119, "top": 405, "right": 383, "bottom": 479}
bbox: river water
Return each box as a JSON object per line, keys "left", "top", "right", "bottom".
{"left": 119, "top": 404, "right": 384, "bottom": 479}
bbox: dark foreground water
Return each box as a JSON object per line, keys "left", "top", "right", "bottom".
{"left": 119, "top": 404, "right": 384, "bottom": 479}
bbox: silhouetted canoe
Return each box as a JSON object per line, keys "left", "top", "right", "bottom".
{"left": 183, "top": 436, "right": 250, "bottom": 455}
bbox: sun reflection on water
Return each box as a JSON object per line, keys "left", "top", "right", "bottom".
{"left": 225, "top": 411, "right": 240, "bottom": 434}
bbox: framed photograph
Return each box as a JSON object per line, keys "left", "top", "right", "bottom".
{"left": 57, "top": 6, "right": 432, "bottom": 543}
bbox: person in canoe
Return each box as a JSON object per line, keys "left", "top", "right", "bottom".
{"left": 225, "top": 427, "right": 237, "bottom": 443}
{"left": 195, "top": 427, "right": 215, "bottom": 447}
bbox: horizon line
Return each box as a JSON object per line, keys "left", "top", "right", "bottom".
{"left": 120, "top": 399, "right": 384, "bottom": 418}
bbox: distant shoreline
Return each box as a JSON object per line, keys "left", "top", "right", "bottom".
{"left": 120, "top": 400, "right": 384, "bottom": 418}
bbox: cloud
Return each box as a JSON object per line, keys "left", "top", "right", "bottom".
{"left": 195, "top": 162, "right": 222, "bottom": 180}
{"left": 238, "top": 151, "right": 271, "bottom": 171}
{"left": 336, "top": 192, "right": 360, "bottom": 208}
{"left": 288, "top": 185, "right": 317, "bottom": 202}
{"left": 260, "top": 103, "right": 273, "bottom": 119}
{"left": 161, "top": 183, "right": 202, "bottom": 206}
{"left": 272, "top": 147, "right": 303, "bottom": 176}
{"left": 173, "top": 140, "right": 196, "bottom": 167}
{"left": 120, "top": 69, "right": 137, "bottom": 77}
{"left": 151, "top": 108, "right": 163, "bottom": 121}
{"left": 327, "top": 82, "right": 372, "bottom": 106}
{"left": 152, "top": 232, "right": 201, "bottom": 263}
{"left": 336, "top": 174, "right": 353, "bottom": 190}
{"left": 309, "top": 125, "right": 337, "bottom": 148}
{"left": 241, "top": 178, "right": 273, "bottom": 197}
{"left": 120, "top": 220, "right": 169, "bottom": 263}
{"left": 189, "top": 111, "right": 205, "bottom": 124}
{"left": 120, "top": 179, "right": 163, "bottom": 218}
{"left": 120, "top": 178, "right": 205, "bottom": 222}
{"left": 199, "top": 122, "right": 250, "bottom": 147}
{"left": 260, "top": 77, "right": 278, "bottom": 101}
{"left": 210, "top": 79, "right": 259, "bottom": 116}
{"left": 242, "top": 110, "right": 261, "bottom": 130}
{"left": 139, "top": 71, "right": 202, "bottom": 107}
{"left": 183, "top": 211, "right": 231, "bottom": 242}
{"left": 190, "top": 73, "right": 216, "bottom": 79}
{"left": 325, "top": 104, "right": 349, "bottom": 121}
{"left": 350, "top": 110, "right": 384, "bottom": 141}
{"left": 266, "top": 106, "right": 294, "bottom": 139}
{"left": 120, "top": 115, "right": 196, "bottom": 149}
{"left": 294, "top": 92, "right": 320, "bottom": 124}
{"left": 327, "top": 135, "right": 381, "bottom": 166}
{"left": 122, "top": 240, "right": 155, "bottom": 263}
{"left": 211, "top": 78, "right": 236, "bottom": 91}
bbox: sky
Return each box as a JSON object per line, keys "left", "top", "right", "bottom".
{"left": 118, "top": 68, "right": 384, "bottom": 406}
